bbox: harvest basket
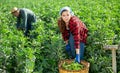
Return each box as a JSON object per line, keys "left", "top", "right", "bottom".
{"left": 58, "top": 59, "right": 90, "bottom": 73}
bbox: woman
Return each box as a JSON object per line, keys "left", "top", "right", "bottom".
{"left": 58, "top": 6, "right": 88, "bottom": 63}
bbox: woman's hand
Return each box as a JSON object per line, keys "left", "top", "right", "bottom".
{"left": 65, "top": 40, "right": 68, "bottom": 45}
{"left": 75, "top": 49, "right": 80, "bottom": 63}
{"left": 65, "top": 44, "right": 71, "bottom": 52}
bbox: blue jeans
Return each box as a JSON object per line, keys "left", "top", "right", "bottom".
{"left": 68, "top": 32, "right": 85, "bottom": 60}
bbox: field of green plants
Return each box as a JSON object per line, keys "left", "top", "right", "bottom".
{"left": 0, "top": 0, "right": 120, "bottom": 73}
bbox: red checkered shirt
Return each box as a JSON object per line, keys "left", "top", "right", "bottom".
{"left": 58, "top": 16, "right": 88, "bottom": 49}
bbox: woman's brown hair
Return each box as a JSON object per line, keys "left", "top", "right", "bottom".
{"left": 58, "top": 17, "right": 66, "bottom": 33}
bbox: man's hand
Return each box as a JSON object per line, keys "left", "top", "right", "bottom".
{"left": 17, "top": 27, "right": 21, "bottom": 30}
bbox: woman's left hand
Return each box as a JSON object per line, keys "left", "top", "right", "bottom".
{"left": 75, "top": 54, "right": 80, "bottom": 63}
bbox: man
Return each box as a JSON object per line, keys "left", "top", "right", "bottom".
{"left": 11, "top": 7, "right": 36, "bottom": 36}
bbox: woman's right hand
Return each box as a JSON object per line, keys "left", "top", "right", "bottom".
{"left": 65, "top": 44, "right": 71, "bottom": 52}
{"left": 65, "top": 40, "right": 68, "bottom": 45}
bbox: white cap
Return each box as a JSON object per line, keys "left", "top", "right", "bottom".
{"left": 59, "top": 6, "right": 74, "bottom": 16}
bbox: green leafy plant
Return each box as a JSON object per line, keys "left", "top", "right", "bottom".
{"left": 62, "top": 61, "right": 84, "bottom": 71}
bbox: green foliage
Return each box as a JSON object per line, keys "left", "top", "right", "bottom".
{"left": 62, "top": 61, "right": 84, "bottom": 71}
{"left": 0, "top": 0, "right": 120, "bottom": 73}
